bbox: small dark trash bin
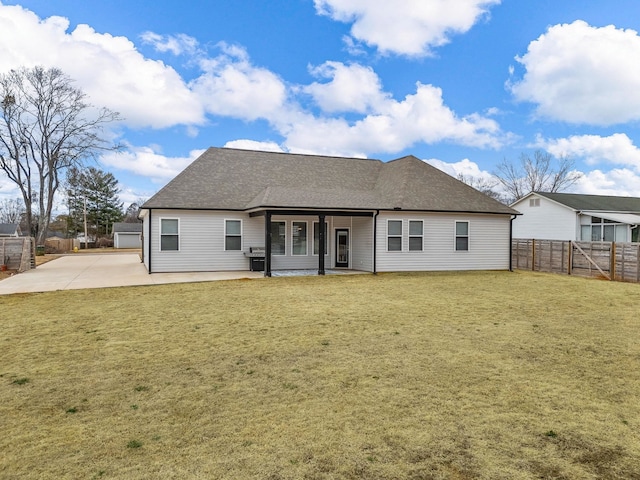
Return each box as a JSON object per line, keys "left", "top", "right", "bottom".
{"left": 36, "top": 245, "right": 45, "bottom": 256}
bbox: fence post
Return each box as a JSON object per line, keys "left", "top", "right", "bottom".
{"left": 532, "top": 239, "right": 536, "bottom": 271}
{"left": 610, "top": 242, "right": 616, "bottom": 281}
{"left": 567, "top": 240, "right": 572, "bottom": 275}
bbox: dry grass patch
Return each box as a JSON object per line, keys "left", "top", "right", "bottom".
{"left": 1, "top": 270, "right": 640, "bottom": 479}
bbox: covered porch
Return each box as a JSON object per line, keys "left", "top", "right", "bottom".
{"left": 248, "top": 209, "right": 376, "bottom": 277}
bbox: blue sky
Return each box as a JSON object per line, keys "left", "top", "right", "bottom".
{"left": 2, "top": 0, "right": 640, "bottom": 207}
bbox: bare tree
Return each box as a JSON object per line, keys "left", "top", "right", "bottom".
{"left": 0, "top": 66, "right": 120, "bottom": 243}
{"left": 494, "top": 150, "right": 582, "bottom": 203}
{"left": 456, "top": 173, "right": 506, "bottom": 204}
{"left": 0, "top": 197, "right": 25, "bottom": 223}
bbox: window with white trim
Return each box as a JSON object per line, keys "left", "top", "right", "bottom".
{"left": 387, "top": 220, "right": 402, "bottom": 251}
{"left": 455, "top": 221, "right": 469, "bottom": 251}
{"left": 225, "top": 219, "right": 242, "bottom": 251}
{"left": 271, "top": 221, "right": 286, "bottom": 255}
{"left": 292, "top": 221, "right": 307, "bottom": 255}
{"left": 409, "top": 220, "right": 423, "bottom": 251}
{"left": 160, "top": 218, "right": 179, "bottom": 251}
{"left": 529, "top": 198, "right": 540, "bottom": 207}
{"left": 313, "top": 222, "right": 328, "bottom": 255}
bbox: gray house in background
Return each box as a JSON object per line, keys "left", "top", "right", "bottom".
{"left": 0, "top": 223, "right": 21, "bottom": 237}
{"left": 140, "top": 148, "right": 518, "bottom": 276}
{"left": 112, "top": 222, "right": 142, "bottom": 249}
{"left": 512, "top": 192, "right": 640, "bottom": 242}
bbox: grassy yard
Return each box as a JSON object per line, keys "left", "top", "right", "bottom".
{"left": 1, "top": 270, "right": 639, "bottom": 479}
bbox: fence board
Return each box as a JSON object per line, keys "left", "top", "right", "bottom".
{"left": 513, "top": 239, "right": 640, "bottom": 283}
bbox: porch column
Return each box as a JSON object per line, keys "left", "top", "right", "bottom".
{"left": 265, "top": 211, "right": 272, "bottom": 277}
{"left": 318, "top": 214, "right": 325, "bottom": 275}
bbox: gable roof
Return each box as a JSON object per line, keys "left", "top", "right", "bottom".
{"left": 0, "top": 223, "right": 19, "bottom": 236}
{"left": 534, "top": 192, "right": 640, "bottom": 212}
{"left": 142, "top": 148, "right": 517, "bottom": 215}
{"left": 113, "top": 222, "right": 142, "bottom": 233}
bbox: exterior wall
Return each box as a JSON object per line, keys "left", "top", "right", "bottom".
{"left": 144, "top": 209, "right": 510, "bottom": 273}
{"left": 351, "top": 216, "right": 373, "bottom": 271}
{"left": 375, "top": 212, "right": 511, "bottom": 272}
{"left": 114, "top": 232, "right": 142, "bottom": 249}
{"left": 512, "top": 195, "right": 578, "bottom": 240}
{"left": 148, "top": 210, "right": 259, "bottom": 272}
{"left": 142, "top": 212, "right": 150, "bottom": 270}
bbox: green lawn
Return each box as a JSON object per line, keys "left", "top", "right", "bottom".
{"left": 1, "top": 270, "right": 640, "bottom": 479}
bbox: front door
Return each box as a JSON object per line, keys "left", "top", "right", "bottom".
{"left": 335, "top": 229, "right": 349, "bottom": 268}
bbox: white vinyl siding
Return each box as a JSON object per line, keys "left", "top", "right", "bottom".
{"left": 376, "top": 212, "right": 511, "bottom": 272}
{"left": 149, "top": 210, "right": 261, "bottom": 272}
{"left": 351, "top": 216, "right": 373, "bottom": 271}
{"left": 512, "top": 194, "right": 578, "bottom": 240}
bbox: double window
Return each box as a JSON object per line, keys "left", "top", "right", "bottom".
{"left": 387, "top": 220, "right": 424, "bottom": 252}
{"left": 225, "top": 220, "right": 242, "bottom": 251}
{"left": 160, "top": 218, "right": 179, "bottom": 251}
{"left": 455, "top": 221, "right": 469, "bottom": 251}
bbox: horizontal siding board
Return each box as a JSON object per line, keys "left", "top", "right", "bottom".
{"left": 376, "top": 212, "right": 510, "bottom": 272}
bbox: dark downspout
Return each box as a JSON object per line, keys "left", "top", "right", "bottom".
{"left": 509, "top": 215, "right": 515, "bottom": 272}
{"left": 148, "top": 209, "right": 152, "bottom": 274}
{"left": 373, "top": 210, "right": 379, "bottom": 274}
{"left": 318, "top": 214, "right": 325, "bottom": 275}
{"left": 265, "top": 211, "right": 272, "bottom": 277}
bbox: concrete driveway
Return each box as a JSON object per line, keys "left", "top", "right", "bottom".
{"left": 0, "top": 253, "right": 263, "bottom": 295}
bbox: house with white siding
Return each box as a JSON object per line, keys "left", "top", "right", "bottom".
{"left": 139, "top": 148, "right": 518, "bottom": 276}
{"left": 512, "top": 192, "right": 640, "bottom": 242}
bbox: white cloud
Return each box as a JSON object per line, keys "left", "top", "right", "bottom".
{"left": 539, "top": 133, "right": 640, "bottom": 170}
{"left": 0, "top": 4, "right": 204, "bottom": 128}
{"left": 282, "top": 82, "right": 506, "bottom": 156}
{"left": 575, "top": 168, "right": 640, "bottom": 196}
{"left": 100, "top": 145, "right": 205, "bottom": 182}
{"left": 190, "top": 43, "right": 288, "bottom": 121}
{"left": 140, "top": 32, "right": 199, "bottom": 56}
{"left": 510, "top": 20, "right": 640, "bottom": 125}
{"left": 223, "top": 140, "right": 285, "bottom": 152}
{"left": 427, "top": 157, "right": 494, "bottom": 180}
{"left": 304, "top": 61, "right": 389, "bottom": 113}
{"left": 314, "top": 0, "right": 500, "bottom": 56}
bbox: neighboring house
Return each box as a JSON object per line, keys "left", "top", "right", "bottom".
{"left": 140, "top": 148, "right": 519, "bottom": 276}
{"left": 0, "top": 223, "right": 20, "bottom": 237}
{"left": 113, "top": 222, "right": 143, "bottom": 249}
{"left": 512, "top": 192, "right": 640, "bottom": 242}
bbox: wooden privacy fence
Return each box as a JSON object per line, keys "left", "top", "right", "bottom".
{"left": 512, "top": 239, "right": 640, "bottom": 283}
{"left": 1, "top": 237, "right": 35, "bottom": 272}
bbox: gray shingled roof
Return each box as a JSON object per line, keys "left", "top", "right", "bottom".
{"left": 0, "top": 223, "right": 19, "bottom": 235}
{"left": 142, "top": 148, "right": 517, "bottom": 215}
{"left": 112, "top": 222, "right": 142, "bottom": 233}
{"left": 536, "top": 192, "right": 640, "bottom": 212}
